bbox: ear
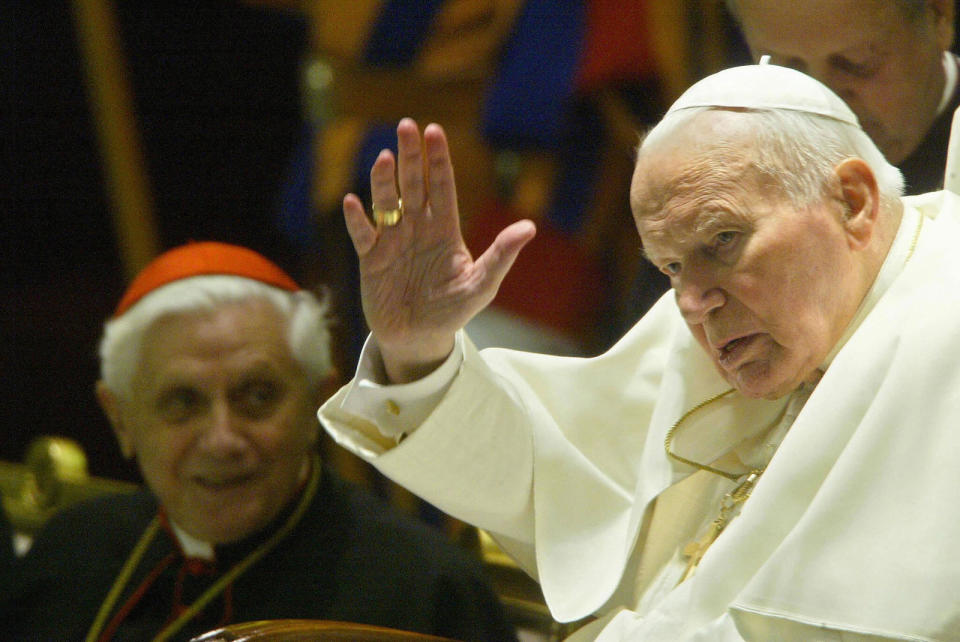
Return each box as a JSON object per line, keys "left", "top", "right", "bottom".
{"left": 96, "top": 381, "right": 135, "bottom": 459}
{"left": 834, "top": 158, "right": 879, "bottom": 251}
{"left": 929, "top": 0, "right": 954, "bottom": 51}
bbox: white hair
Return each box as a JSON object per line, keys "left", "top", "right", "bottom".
{"left": 638, "top": 105, "right": 905, "bottom": 210}
{"left": 99, "top": 275, "right": 334, "bottom": 398}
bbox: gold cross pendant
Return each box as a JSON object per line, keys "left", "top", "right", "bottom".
{"left": 678, "top": 470, "right": 762, "bottom": 584}
{"left": 680, "top": 518, "right": 724, "bottom": 583}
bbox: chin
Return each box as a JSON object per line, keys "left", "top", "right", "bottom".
{"left": 180, "top": 505, "right": 274, "bottom": 545}
{"left": 726, "top": 363, "right": 799, "bottom": 401}
{"left": 732, "top": 382, "right": 791, "bottom": 400}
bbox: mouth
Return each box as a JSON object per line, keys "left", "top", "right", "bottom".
{"left": 192, "top": 472, "right": 256, "bottom": 491}
{"left": 715, "top": 334, "right": 759, "bottom": 369}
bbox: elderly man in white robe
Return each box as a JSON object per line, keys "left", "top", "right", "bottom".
{"left": 318, "top": 62, "right": 960, "bottom": 640}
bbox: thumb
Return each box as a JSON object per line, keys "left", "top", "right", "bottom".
{"left": 474, "top": 219, "right": 537, "bottom": 295}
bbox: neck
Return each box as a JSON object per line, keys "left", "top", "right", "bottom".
{"left": 869, "top": 201, "right": 904, "bottom": 274}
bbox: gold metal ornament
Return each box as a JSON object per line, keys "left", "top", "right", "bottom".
{"left": 372, "top": 198, "right": 403, "bottom": 226}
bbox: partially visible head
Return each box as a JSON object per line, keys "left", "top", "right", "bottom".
{"left": 725, "top": 0, "right": 954, "bottom": 163}
{"left": 631, "top": 64, "right": 904, "bottom": 399}
{"left": 96, "top": 242, "right": 334, "bottom": 544}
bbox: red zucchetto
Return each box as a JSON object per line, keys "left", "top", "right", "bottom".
{"left": 113, "top": 241, "right": 300, "bottom": 317}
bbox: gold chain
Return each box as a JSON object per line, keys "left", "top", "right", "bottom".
{"left": 664, "top": 390, "right": 787, "bottom": 582}
{"left": 663, "top": 388, "right": 741, "bottom": 481}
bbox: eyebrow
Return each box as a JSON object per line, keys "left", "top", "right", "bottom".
{"left": 640, "top": 208, "right": 745, "bottom": 259}
{"left": 694, "top": 211, "right": 734, "bottom": 235}
{"left": 637, "top": 234, "right": 674, "bottom": 267}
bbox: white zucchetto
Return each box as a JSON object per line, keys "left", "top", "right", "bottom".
{"left": 666, "top": 62, "right": 860, "bottom": 128}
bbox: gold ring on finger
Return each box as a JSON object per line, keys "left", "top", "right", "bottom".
{"left": 373, "top": 199, "right": 403, "bottom": 227}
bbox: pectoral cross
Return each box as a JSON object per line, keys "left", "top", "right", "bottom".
{"left": 679, "top": 470, "right": 762, "bottom": 584}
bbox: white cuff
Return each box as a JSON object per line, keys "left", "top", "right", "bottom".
{"left": 340, "top": 332, "right": 464, "bottom": 442}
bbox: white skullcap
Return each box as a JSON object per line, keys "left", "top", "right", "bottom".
{"left": 666, "top": 61, "right": 860, "bottom": 128}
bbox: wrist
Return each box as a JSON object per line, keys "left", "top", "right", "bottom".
{"left": 379, "top": 335, "right": 456, "bottom": 384}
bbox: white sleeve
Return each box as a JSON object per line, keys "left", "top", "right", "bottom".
{"left": 326, "top": 332, "right": 465, "bottom": 456}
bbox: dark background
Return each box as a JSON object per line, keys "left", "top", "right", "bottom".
{"left": 9, "top": 2, "right": 955, "bottom": 483}
{"left": 5, "top": 1, "right": 308, "bottom": 480}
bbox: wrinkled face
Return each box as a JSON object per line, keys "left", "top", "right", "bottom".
{"left": 632, "top": 114, "right": 867, "bottom": 400}
{"left": 732, "top": 0, "right": 952, "bottom": 163}
{"left": 112, "top": 300, "right": 319, "bottom": 543}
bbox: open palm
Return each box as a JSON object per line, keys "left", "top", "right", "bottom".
{"left": 342, "top": 119, "right": 536, "bottom": 382}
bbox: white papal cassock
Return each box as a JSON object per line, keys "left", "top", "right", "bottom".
{"left": 321, "top": 61, "right": 960, "bottom": 641}
{"left": 320, "top": 189, "right": 960, "bottom": 640}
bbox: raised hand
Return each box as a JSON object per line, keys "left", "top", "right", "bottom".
{"left": 342, "top": 118, "right": 536, "bottom": 383}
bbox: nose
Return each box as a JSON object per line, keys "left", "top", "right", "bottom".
{"left": 199, "top": 398, "right": 248, "bottom": 457}
{"left": 674, "top": 266, "right": 725, "bottom": 325}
